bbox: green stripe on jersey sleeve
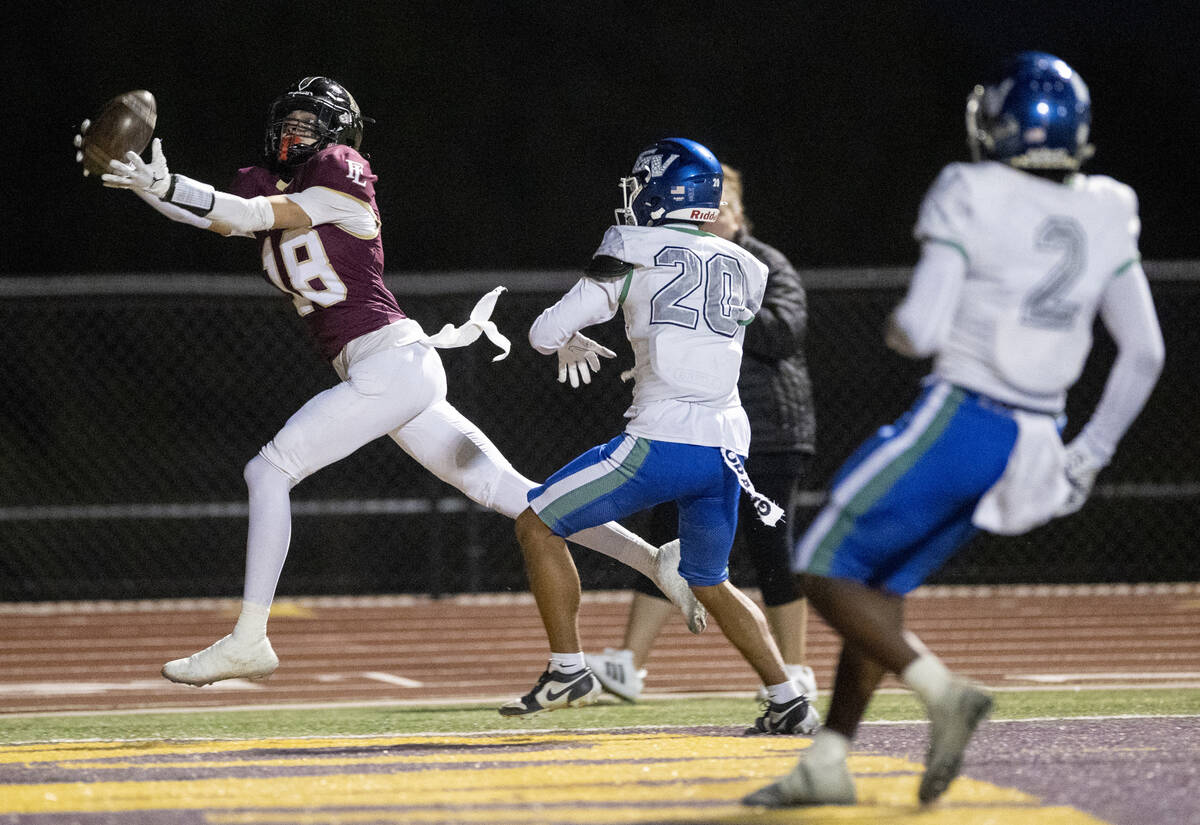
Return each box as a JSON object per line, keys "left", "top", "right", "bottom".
{"left": 921, "top": 236, "right": 969, "bottom": 262}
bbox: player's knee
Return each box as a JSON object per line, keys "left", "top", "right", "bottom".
{"left": 490, "top": 468, "right": 536, "bottom": 519}
{"left": 688, "top": 580, "right": 738, "bottom": 614}
{"left": 244, "top": 454, "right": 291, "bottom": 491}
{"left": 514, "top": 508, "right": 549, "bottom": 550}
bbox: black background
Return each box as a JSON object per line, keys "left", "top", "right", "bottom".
{"left": 11, "top": 0, "right": 1200, "bottom": 274}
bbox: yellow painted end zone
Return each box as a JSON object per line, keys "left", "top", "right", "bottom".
{"left": 0, "top": 732, "right": 1109, "bottom": 824}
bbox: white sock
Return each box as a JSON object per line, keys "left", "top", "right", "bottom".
{"left": 767, "top": 679, "right": 801, "bottom": 705}
{"left": 549, "top": 652, "right": 586, "bottom": 674}
{"left": 232, "top": 600, "right": 270, "bottom": 642}
{"left": 901, "top": 653, "right": 953, "bottom": 705}
{"left": 803, "top": 728, "right": 850, "bottom": 765}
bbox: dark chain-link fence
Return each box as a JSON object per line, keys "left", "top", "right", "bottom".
{"left": 0, "top": 265, "right": 1195, "bottom": 601}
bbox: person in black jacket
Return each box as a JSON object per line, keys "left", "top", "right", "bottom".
{"left": 586, "top": 165, "right": 819, "bottom": 722}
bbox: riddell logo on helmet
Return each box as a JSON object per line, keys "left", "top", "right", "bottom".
{"left": 690, "top": 209, "right": 719, "bottom": 221}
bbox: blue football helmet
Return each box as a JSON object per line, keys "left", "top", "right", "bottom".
{"left": 616, "top": 138, "right": 723, "bottom": 226}
{"left": 966, "top": 52, "right": 1094, "bottom": 170}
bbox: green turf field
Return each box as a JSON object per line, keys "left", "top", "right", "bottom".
{"left": 3, "top": 688, "right": 1197, "bottom": 744}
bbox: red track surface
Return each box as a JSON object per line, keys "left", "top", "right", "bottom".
{"left": 2, "top": 583, "right": 1198, "bottom": 714}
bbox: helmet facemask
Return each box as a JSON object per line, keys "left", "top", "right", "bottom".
{"left": 267, "top": 99, "right": 352, "bottom": 169}
{"left": 615, "top": 169, "right": 650, "bottom": 225}
{"left": 271, "top": 110, "right": 324, "bottom": 166}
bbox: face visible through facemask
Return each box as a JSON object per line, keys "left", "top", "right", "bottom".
{"left": 278, "top": 110, "right": 319, "bottom": 163}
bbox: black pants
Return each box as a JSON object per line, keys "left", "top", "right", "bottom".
{"left": 632, "top": 452, "right": 813, "bottom": 607}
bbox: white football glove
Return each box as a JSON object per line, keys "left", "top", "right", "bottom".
{"left": 557, "top": 332, "right": 617, "bottom": 388}
{"left": 73, "top": 119, "right": 92, "bottom": 176}
{"left": 1057, "top": 438, "right": 1106, "bottom": 516}
{"left": 102, "top": 138, "right": 170, "bottom": 198}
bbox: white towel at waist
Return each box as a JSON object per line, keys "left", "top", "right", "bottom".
{"left": 421, "top": 286, "right": 511, "bottom": 361}
{"left": 972, "top": 410, "right": 1071, "bottom": 535}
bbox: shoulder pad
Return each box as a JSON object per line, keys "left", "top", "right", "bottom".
{"left": 585, "top": 254, "right": 633, "bottom": 281}
{"left": 914, "top": 162, "right": 975, "bottom": 248}
{"left": 1078, "top": 174, "right": 1139, "bottom": 214}
{"left": 300, "top": 145, "right": 377, "bottom": 193}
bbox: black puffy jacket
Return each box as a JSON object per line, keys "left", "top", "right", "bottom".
{"left": 737, "top": 232, "right": 817, "bottom": 455}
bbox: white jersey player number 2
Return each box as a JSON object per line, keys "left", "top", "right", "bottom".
{"left": 261, "top": 231, "right": 349, "bottom": 317}
{"left": 1023, "top": 216, "right": 1085, "bottom": 331}
{"left": 650, "top": 246, "right": 749, "bottom": 337}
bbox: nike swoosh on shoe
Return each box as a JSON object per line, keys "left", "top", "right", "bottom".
{"left": 544, "top": 672, "right": 592, "bottom": 702}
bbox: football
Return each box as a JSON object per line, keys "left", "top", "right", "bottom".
{"left": 80, "top": 90, "right": 157, "bottom": 177}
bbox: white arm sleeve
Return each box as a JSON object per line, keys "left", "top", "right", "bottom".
{"left": 151, "top": 174, "right": 262, "bottom": 237}
{"left": 529, "top": 277, "right": 621, "bottom": 354}
{"left": 207, "top": 191, "right": 276, "bottom": 235}
{"left": 887, "top": 241, "right": 966, "bottom": 358}
{"left": 1073, "top": 263, "right": 1165, "bottom": 462}
{"left": 163, "top": 174, "right": 274, "bottom": 236}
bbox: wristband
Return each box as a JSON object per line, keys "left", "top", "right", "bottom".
{"left": 163, "top": 174, "right": 216, "bottom": 216}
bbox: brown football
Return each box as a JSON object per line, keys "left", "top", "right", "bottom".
{"left": 81, "top": 90, "right": 157, "bottom": 177}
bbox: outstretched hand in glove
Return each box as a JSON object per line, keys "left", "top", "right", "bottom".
{"left": 557, "top": 332, "right": 617, "bottom": 388}
{"left": 101, "top": 138, "right": 171, "bottom": 197}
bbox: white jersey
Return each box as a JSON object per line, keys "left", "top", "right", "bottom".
{"left": 530, "top": 223, "right": 769, "bottom": 453}
{"left": 914, "top": 161, "right": 1141, "bottom": 412}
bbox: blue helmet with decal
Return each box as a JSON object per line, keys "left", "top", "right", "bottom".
{"left": 616, "top": 138, "right": 723, "bottom": 226}
{"left": 966, "top": 51, "right": 1094, "bottom": 170}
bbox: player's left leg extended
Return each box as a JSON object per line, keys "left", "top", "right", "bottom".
{"left": 392, "top": 404, "right": 704, "bottom": 632}
{"left": 163, "top": 338, "right": 445, "bottom": 686}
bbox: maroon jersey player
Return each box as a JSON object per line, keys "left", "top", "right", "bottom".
{"left": 91, "top": 76, "right": 705, "bottom": 687}
{"left": 229, "top": 144, "right": 403, "bottom": 359}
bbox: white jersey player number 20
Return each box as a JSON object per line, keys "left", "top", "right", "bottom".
{"left": 649, "top": 246, "right": 750, "bottom": 337}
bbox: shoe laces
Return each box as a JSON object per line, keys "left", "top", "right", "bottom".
{"left": 517, "top": 669, "right": 555, "bottom": 703}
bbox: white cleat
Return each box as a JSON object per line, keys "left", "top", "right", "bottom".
{"left": 585, "top": 648, "right": 646, "bottom": 702}
{"left": 743, "top": 756, "right": 856, "bottom": 807}
{"left": 919, "top": 679, "right": 994, "bottom": 804}
{"left": 161, "top": 634, "right": 279, "bottom": 686}
{"left": 757, "top": 663, "right": 819, "bottom": 703}
{"left": 653, "top": 539, "right": 706, "bottom": 634}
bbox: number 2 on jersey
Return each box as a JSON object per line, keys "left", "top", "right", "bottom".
{"left": 261, "top": 231, "right": 349, "bottom": 317}
{"left": 1022, "top": 216, "right": 1085, "bottom": 330}
{"left": 649, "top": 246, "right": 749, "bottom": 337}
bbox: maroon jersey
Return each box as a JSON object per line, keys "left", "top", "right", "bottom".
{"left": 230, "top": 145, "right": 406, "bottom": 361}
